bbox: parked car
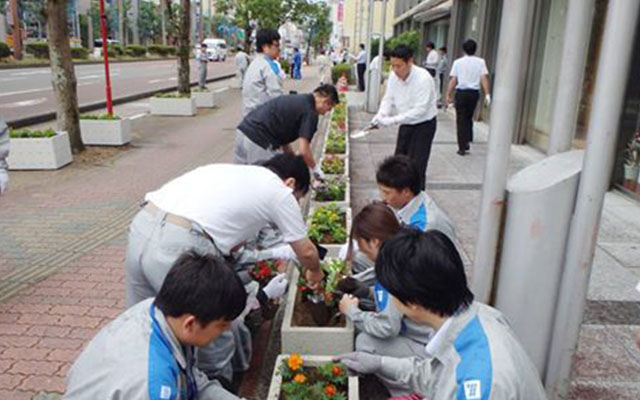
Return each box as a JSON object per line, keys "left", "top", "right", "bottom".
{"left": 202, "top": 38, "right": 228, "bottom": 62}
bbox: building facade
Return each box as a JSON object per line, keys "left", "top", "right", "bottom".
{"left": 330, "top": 0, "right": 395, "bottom": 53}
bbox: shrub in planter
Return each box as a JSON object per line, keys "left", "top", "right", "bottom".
{"left": 154, "top": 91, "right": 191, "bottom": 99}
{"left": 277, "top": 354, "right": 348, "bottom": 399}
{"left": 0, "top": 42, "right": 11, "bottom": 59}
{"left": 314, "top": 176, "right": 346, "bottom": 202}
{"left": 280, "top": 59, "right": 291, "bottom": 74}
{"left": 10, "top": 128, "right": 56, "bottom": 138}
{"left": 8, "top": 129, "right": 72, "bottom": 170}
{"left": 79, "top": 114, "right": 130, "bottom": 145}
{"left": 71, "top": 47, "right": 89, "bottom": 59}
{"left": 125, "top": 45, "right": 147, "bottom": 57}
{"left": 26, "top": 42, "right": 50, "bottom": 59}
{"left": 331, "top": 63, "right": 354, "bottom": 85}
{"left": 308, "top": 204, "right": 347, "bottom": 245}
{"left": 297, "top": 259, "right": 348, "bottom": 326}
{"left": 79, "top": 113, "right": 121, "bottom": 120}
{"left": 325, "top": 132, "right": 346, "bottom": 154}
{"left": 321, "top": 156, "right": 345, "bottom": 175}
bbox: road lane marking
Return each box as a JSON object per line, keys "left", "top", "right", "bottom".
{"left": 0, "top": 77, "right": 26, "bottom": 82}
{"left": 0, "top": 97, "right": 47, "bottom": 108}
{"left": 148, "top": 78, "right": 169, "bottom": 83}
{"left": 129, "top": 112, "right": 147, "bottom": 120}
{"left": 10, "top": 70, "right": 50, "bottom": 76}
{"left": 0, "top": 87, "right": 50, "bottom": 97}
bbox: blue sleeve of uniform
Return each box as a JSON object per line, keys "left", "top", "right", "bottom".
{"left": 409, "top": 203, "right": 428, "bottom": 232}
{"left": 453, "top": 316, "right": 493, "bottom": 400}
{"left": 148, "top": 327, "right": 179, "bottom": 400}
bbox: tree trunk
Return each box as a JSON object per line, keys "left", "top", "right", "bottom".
{"left": 87, "top": 14, "right": 94, "bottom": 50}
{"left": 10, "top": 0, "right": 22, "bottom": 60}
{"left": 46, "top": 0, "right": 84, "bottom": 153}
{"left": 117, "top": 0, "right": 124, "bottom": 45}
{"left": 160, "top": 0, "right": 167, "bottom": 45}
{"left": 177, "top": 0, "right": 190, "bottom": 95}
{"left": 132, "top": 0, "right": 140, "bottom": 45}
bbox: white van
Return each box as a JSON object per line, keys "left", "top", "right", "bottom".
{"left": 202, "top": 38, "right": 228, "bottom": 62}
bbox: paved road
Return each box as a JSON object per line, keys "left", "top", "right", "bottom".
{"left": 0, "top": 59, "right": 236, "bottom": 124}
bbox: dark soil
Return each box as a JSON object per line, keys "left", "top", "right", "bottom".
{"left": 292, "top": 290, "right": 346, "bottom": 328}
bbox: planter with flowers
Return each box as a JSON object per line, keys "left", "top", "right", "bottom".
{"left": 191, "top": 87, "right": 217, "bottom": 108}
{"left": 150, "top": 92, "right": 196, "bottom": 116}
{"left": 321, "top": 155, "right": 349, "bottom": 179}
{"left": 312, "top": 176, "right": 350, "bottom": 208}
{"left": 324, "top": 128, "right": 348, "bottom": 156}
{"left": 79, "top": 113, "right": 131, "bottom": 146}
{"left": 268, "top": 354, "right": 358, "bottom": 400}
{"left": 281, "top": 260, "right": 354, "bottom": 355}
{"left": 307, "top": 204, "right": 351, "bottom": 257}
{"left": 7, "top": 129, "right": 72, "bottom": 170}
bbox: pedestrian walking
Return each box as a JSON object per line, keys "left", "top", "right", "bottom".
{"left": 369, "top": 45, "right": 438, "bottom": 191}
{"left": 123, "top": 154, "right": 323, "bottom": 381}
{"left": 331, "top": 47, "right": 340, "bottom": 66}
{"left": 235, "top": 45, "right": 250, "bottom": 85}
{"left": 336, "top": 229, "right": 547, "bottom": 400}
{"left": 197, "top": 42, "right": 209, "bottom": 89}
{"left": 436, "top": 46, "right": 448, "bottom": 95}
{"left": 65, "top": 251, "right": 247, "bottom": 400}
{"left": 242, "top": 28, "right": 283, "bottom": 115}
{"left": 292, "top": 47, "right": 302, "bottom": 80}
{"left": 234, "top": 85, "right": 339, "bottom": 179}
{"left": 317, "top": 50, "right": 331, "bottom": 84}
{"left": 356, "top": 43, "right": 367, "bottom": 91}
{"left": 445, "top": 39, "right": 492, "bottom": 156}
{"left": 422, "top": 41, "right": 439, "bottom": 77}
{"left": 0, "top": 115, "right": 9, "bottom": 195}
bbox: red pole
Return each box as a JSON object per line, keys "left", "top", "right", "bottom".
{"left": 99, "top": 0, "right": 113, "bottom": 115}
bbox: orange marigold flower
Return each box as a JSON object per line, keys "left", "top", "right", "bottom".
{"left": 293, "top": 373, "right": 307, "bottom": 384}
{"left": 288, "top": 354, "right": 303, "bottom": 371}
{"left": 325, "top": 384, "right": 337, "bottom": 396}
{"left": 332, "top": 365, "right": 343, "bottom": 377}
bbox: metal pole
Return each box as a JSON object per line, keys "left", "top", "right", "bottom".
{"left": 99, "top": 0, "right": 114, "bottom": 115}
{"left": 10, "top": 0, "right": 21, "bottom": 60}
{"left": 547, "top": 0, "right": 595, "bottom": 155}
{"left": 363, "top": 0, "right": 374, "bottom": 110}
{"left": 471, "top": 0, "right": 532, "bottom": 302}
{"left": 545, "top": 1, "right": 640, "bottom": 397}
{"left": 368, "top": 0, "right": 387, "bottom": 112}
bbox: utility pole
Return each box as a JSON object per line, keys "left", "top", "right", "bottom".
{"left": 10, "top": 0, "right": 22, "bottom": 60}
{"left": 367, "top": 0, "right": 387, "bottom": 112}
{"left": 363, "top": 0, "right": 374, "bottom": 110}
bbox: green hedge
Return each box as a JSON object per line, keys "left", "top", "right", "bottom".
{"left": 331, "top": 63, "right": 354, "bottom": 85}
{"left": 107, "top": 44, "right": 124, "bottom": 58}
{"left": 26, "top": 42, "right": 49, "bottom": 59}
{"left": 125, "top": 45, "right": 146, "bottom": 57}
{"left": 0, "top": 42, "right": 10, "bottom": 59}
{"left": 386, "top": 31, "right": 420, "bottom": 56}
{"left": 10, "top": 128, "right": 56, "bottom": 138}
{"left": 148, "top": 44, "right": 177, "bottom": 57}
{"left": 71, "top": 47, "right": 89, "bottom": 59}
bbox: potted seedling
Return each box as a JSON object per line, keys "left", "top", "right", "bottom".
{"left": 321, "top": 156, "right": 346, "bottom": 176}
{"left": 268, "top": 354, "right": 358, "bottom": 400}
{"left": 191, "top": 87, "right": 217, "bottom": 108}
{"left": 312, "top": 176, "right": 349, "bottom": 207}
{"left": 79, "top": 113, "right": 131, "bottom": 146}
{"left": 150, "top": 92, "right": 197, "bottom": 116}
{"left": 307, "top": 204, "right": 351, "bottom": 257}
{"left": 298, "top": 259, "right": 349, "bottom": 326}
{"left": 7, "top": 128, "right": 72, "bottom": 170}
{"left": 325, "top": 130, "right": 346, "bottom": 155}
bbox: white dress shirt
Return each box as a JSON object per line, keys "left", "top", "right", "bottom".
{"left": 375, "top": 64, "right": 438, "bottom": 126}
{"left": 424, "top": 49, "right": 439, "bottom": 70}
{"left": 450, "top": 55, "right": 489, "bottom": 90}
{"left": 356, "top": 50, "right": 367, "bottom": 64}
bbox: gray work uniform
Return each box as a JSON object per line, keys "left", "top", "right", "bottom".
{"left": 242, "top": 53, "right": 283, "bottom": 116}
{"left": 0, "top": 117, "right": 9, "bottom": 174}
{"left": 64, "top": 298, "right": 240, "bottom": 400}
{"left": 376, "top": 302, "right": 547, "bottom": 400}
{"left": 235, "top": 51, "right": 250, "bottom": 84}
{"left": 396, "top": 191, "right": 456, "bottom": 240}
{"left": 197, "top": 50, "right": 208, "bottom": 89}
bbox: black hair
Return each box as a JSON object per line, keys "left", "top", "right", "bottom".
{"left": 376, "top": 229, "right": 473, "bottom": 317}
{"left": 462, "top": 39, "right": 477, "bottom": 55}
{"left": 376, "top": 155, "right": 421, "bottom": 195}
{"left": 426, "top": 41, "right": 435, "bottom": 50}
{"left": 201, "top": 43, "right": 208, "bottom": 48}
{"left": 154, "top": 251, "right": 247, "bottom": 325}
{"left": 439, "top": 46, "right": 447, "bottom": 52}
{"left": 389, "top": 44, "right": 413, "bottom": 61}
{"left": 314, "top": 84, "right": 340, "bottom": 105}
{"left": 262, "top": 153, "right": 311, "bottom": 195}
{"left": 256, "top": 29, "right": 281, "bottom": 53}
{"left": 294, "top": 47, "right": 299, "bottom": 52}
{"left": 360, "top": 43, "right": 365, "bottom": 50}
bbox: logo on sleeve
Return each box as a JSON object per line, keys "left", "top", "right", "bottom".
{"left": 463, "top": 380, "right": 481, "bottom": 399}
{"left": 373, "top": 282, "right": 389, "bottom": 311}
{"left": 160, "top": 385, "right": 172, "bottom": 399}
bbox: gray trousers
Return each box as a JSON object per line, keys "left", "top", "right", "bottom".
{"left": 123, "top": 208, "right": 241, "bottom": 381}
{"left": 198, "top": 62, "right": 207, "bottom": 88}
{"left": 233, "top": 130, "right": 279, "bottom": 165}
{"left": 356, "top": 332, "right": 428, "bottom": 397}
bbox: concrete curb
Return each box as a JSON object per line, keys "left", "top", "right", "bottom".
{"left": 6, "top": 73, "right": 236, "bottom": 128}
{"left": 0, "top": 57, "right": 181, "bottom": 70}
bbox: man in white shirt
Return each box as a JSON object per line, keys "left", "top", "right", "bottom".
{"left": 235, "top": 45, "right": 250, "bottom": 85}
{"left": 370, "top": 45, "right": 438, "bottom": 190}
{"left": 422, "top": 41, "right": 439, "bottom": 77}
{"left": 445, "top": 39, "right": 492, "bottom": 156}
{"left": 242, "top": 29, "right": 283, "bottom": 115}
{"left": 356, "top": 43, "right": 367, "bottom": 91}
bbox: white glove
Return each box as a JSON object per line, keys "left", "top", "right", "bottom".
{"left": 265, "top": 245, "right": 298, "bottom": 262}
{"left": 263, "top": 273, "right": 289, "bottom": 299}
{"left": 0, "top": 170, "right": 8, "bottom": 195}
{"left": 484, "top": 94, "right": 491, "bottom": 107}
{"left": 376, "top": 116, "right": 396, "bottom": 127}
{"left": 313, "top": 164, "right": 326, "bottom": 181}
{"left": 335, "top": 352, "right": 382, "bottom": 375}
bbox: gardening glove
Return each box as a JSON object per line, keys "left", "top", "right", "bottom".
{"left": 262, "top": 245, "right": 298, "bottom": 262}
{"left": 262, "top": 273, "right": 288, "bottom": 299}
{"left": 0, "top": 170, "right": 7, "bottom": 195}
{"left": 335, "top": 352, "right": 382, "bottom": 375}
{"left": 484, "top": 94, "right": 491, "bottom": 107}
{"left": 313, "top": 164, "right": 326, "bottom": 181}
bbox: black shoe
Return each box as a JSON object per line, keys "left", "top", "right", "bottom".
{"left": 457, "top": 150, "right": 467, "bottom": 156}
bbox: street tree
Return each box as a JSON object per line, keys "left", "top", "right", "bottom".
{"left": 138, "top": 0, "right": 160, "bottom": 44}
{"left": 166, "top": 0, "right": 190, "bottom": 94}
{"left": 45, "top": 0, "right": 84, "bottom": 153}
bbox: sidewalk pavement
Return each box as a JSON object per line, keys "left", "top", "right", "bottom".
{"left": 0, "top": 69, "right": 319, "bottom": 399}
{"left": 346, "top": 91, "right": 640, "bottom": 399}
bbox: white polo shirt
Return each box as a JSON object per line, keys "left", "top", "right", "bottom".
{"left": 377, "top": 64, "right": 438, "bottom": 125}
{"left": 424, "top": 49, "right": 439, "bottom": 70}
{"left": 450, "top": 55, "right": 489, "bottom": 90}
{"left": 145, "top": 164, "right": 307, "bottom": 255}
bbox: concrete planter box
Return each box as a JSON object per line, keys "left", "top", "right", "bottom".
{"left": 192, "top": 91, "right": 216, "bottom": 108}
{"left": 80, "top": 118, "right": 131, "bottom": 145}
{"left": 8, "top": 131, "right": 72, "bottom": 170}
{"left": 150, "top": 96, "right": 196, "bottom": 116}
{"left": 268, "top": 355, "right": 359, "bottom": 400}
{"left": 281, "top": 267, "right": 354, "bottom": 355}
{"left": 307, "top": 205, "right": 352, "bottom": 259}
{"left": 311, "top": 176, "right": 351, "bottom": 208}
{"left": 320, "top": 154, "right": 349, "bottom": 184}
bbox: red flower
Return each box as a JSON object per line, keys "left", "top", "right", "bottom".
{"left": 325, "top": 384, "right": 337, "bottom": 397}
{"left": 332, "top": 365, "right": 343, "bottom": 377}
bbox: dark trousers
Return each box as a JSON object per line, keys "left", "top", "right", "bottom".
{"left": 394, "top": 117, "right": 437, "bottom": 190}
{"left": 426, "top": 68, "right": 436, "bottom": 77}
{"left": 357, "top": 63, "right": 366, "bottom": 91}
{"left": 454, "top": 89, "right": 480, "bottom": 152}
